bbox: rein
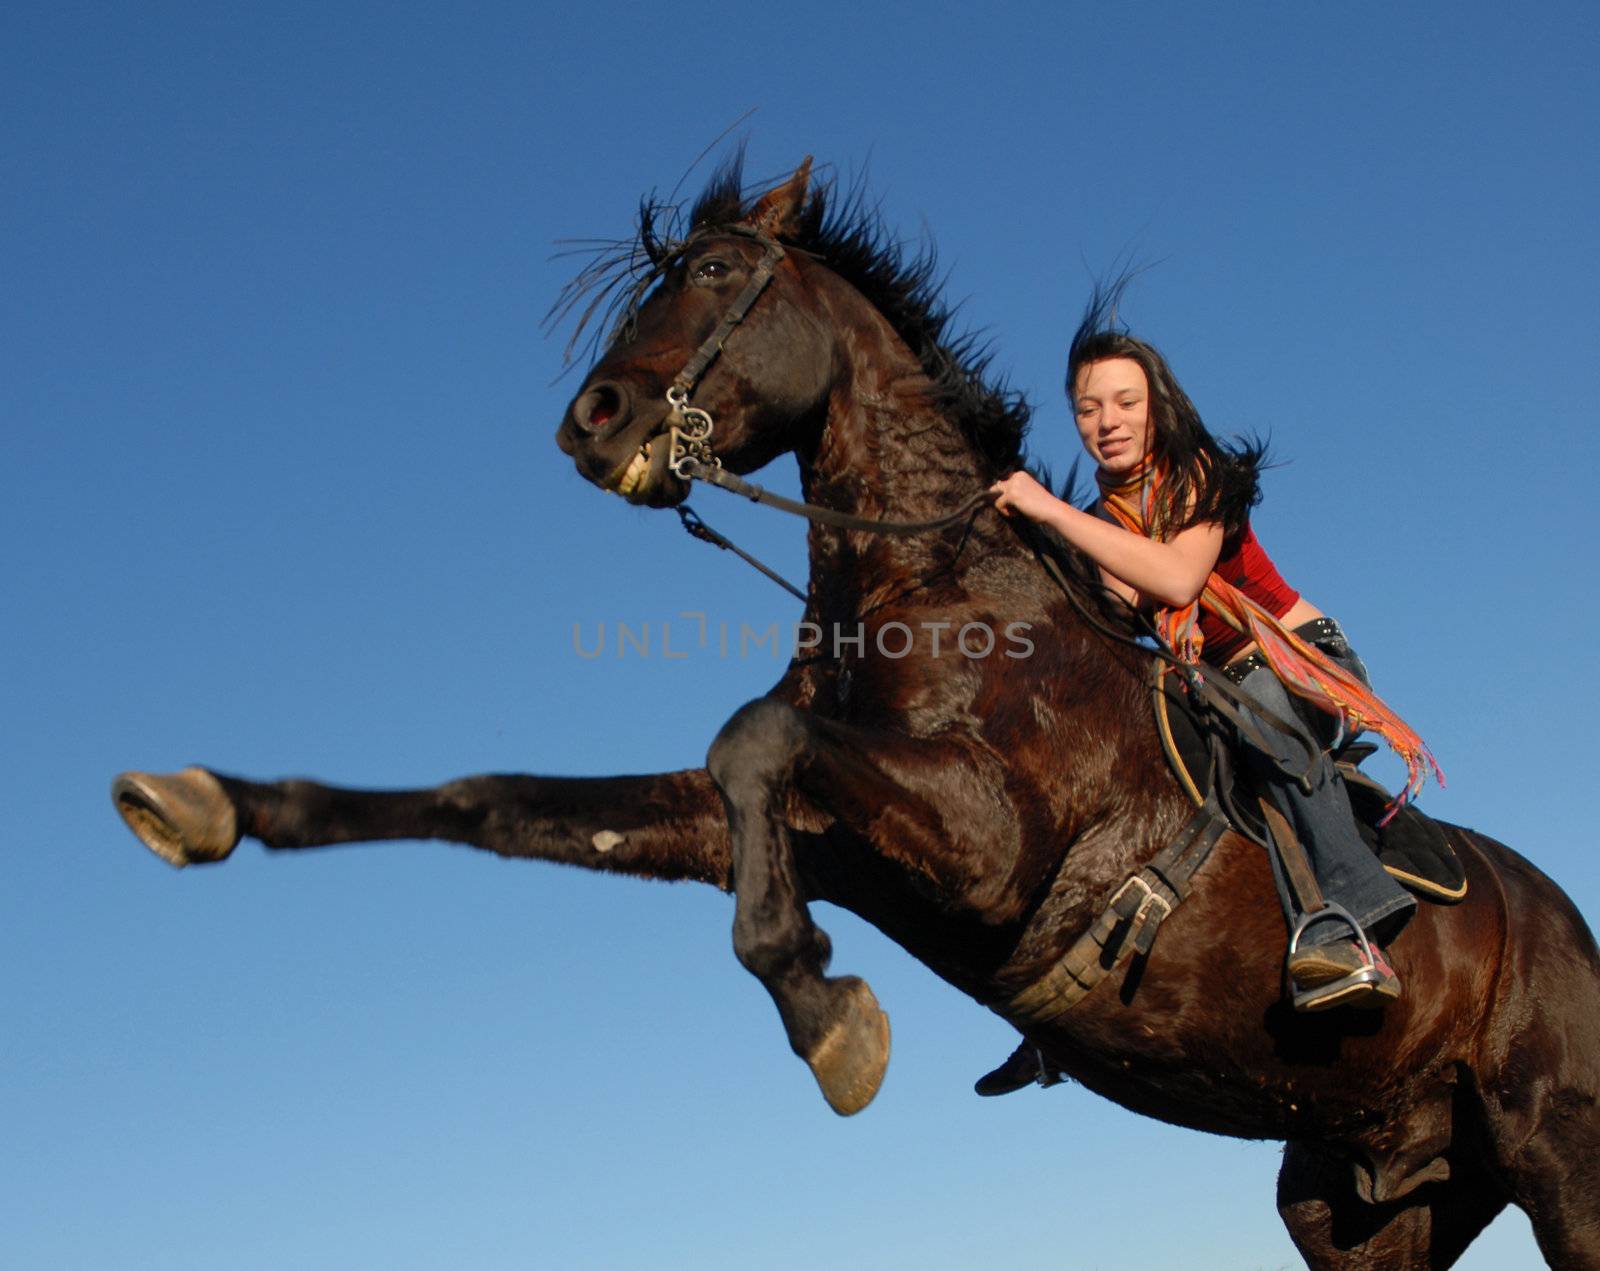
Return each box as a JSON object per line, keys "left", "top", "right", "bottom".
{"left": 677, "top": 462, "right": 1315, "bottom": 789}
{"left": 679, "top": 458, "right": 994, "bottom": 536}
{"left": 670, "top": 462, "right": 994, "bottom": 610}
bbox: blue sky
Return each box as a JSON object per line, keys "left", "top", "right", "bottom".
{"left": 5, "top": 2, "right": 1597, "bottom": 1267}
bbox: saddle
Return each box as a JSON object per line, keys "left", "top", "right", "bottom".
{"left": 1152, "top": 662, "right": 1466, "bottom": 903}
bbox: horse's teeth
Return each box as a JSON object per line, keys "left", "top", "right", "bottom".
{"left": 616, "top": 447, "right": 649, "bottom": 496}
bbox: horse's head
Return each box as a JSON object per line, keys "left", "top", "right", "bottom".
{"left": 556, "top": 159, "right": 834, "bottom": 508}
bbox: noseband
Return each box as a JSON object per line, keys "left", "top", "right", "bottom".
{"left": 661, "top": 225, "right": 787, "bottom": 481}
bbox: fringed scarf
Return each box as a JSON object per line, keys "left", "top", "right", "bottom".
{"left": 1098, "top": 459, "right": 1443, "bottom": 816}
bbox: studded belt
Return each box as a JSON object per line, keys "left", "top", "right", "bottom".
{"left": 1220, "top": 616, "right": 1346, "bottom": 685}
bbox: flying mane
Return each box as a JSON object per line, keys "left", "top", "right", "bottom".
{"left": 552, "top": 153, "right": 1033, "bottom": 476}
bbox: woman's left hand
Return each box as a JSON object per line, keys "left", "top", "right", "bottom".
{"left": 989, "top": 471, "right": 1061, "bottom": 522}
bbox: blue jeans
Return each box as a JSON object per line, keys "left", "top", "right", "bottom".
{"left": 1227, "top": 621, "right": 1415, "bottom": 948}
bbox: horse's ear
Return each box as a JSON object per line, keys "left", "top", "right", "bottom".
{"left": 747, "top": 156, "right": 813, "bottom": 238}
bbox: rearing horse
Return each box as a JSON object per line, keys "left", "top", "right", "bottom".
{"left": 113, "top": 158, "right": 1600, "bottom": 1268}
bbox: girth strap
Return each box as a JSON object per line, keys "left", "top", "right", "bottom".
{"left": 996, "top": 793, "right": 1231, "bottom": 1030}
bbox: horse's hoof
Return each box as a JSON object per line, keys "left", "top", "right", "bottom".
{"left": 804, "top": 977, "right": 890, "bottom": 1117}
{"left": 112, "top": 768, "right": 238, "bottom": 868}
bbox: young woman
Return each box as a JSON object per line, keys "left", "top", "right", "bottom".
{"left": 980, "top": 303, "right": 1437, "bottom": 1091}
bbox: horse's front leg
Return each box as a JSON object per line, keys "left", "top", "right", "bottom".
{"left": 112, "top": 766, "right": 731, "bottom": 887}
{"left": 707, "top": 698, "right": 1016, "bottom": 1116}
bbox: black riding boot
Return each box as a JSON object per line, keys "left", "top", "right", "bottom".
{"left": 973, "top": 1040, "right": 1063, "bottom": 1097}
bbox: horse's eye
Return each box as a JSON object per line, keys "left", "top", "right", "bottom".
{"left": 692, "top": 258, "right": 730, "bottom": 283}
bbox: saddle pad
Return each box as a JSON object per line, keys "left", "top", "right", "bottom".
{"left": 1340, "top": 766, "right": 1468, "bottom": 903}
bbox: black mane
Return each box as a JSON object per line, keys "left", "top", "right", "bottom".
{"left": 552, "top": 154, "right": 1032, "bottom": 473}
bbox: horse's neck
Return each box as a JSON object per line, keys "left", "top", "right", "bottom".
{"left": 797, "top": 273, "right": 989, "bottom": 513}
{"left": 795, "top": 390, "right": 1010, "bottom": 613}
{"left": 792, "top": 296, "right": 1026, "bottom": 613}
{"left": 802, "top": 392, "right": 982, "bottom": 511}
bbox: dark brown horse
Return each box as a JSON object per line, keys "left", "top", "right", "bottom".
{"left": 113, "top": 158, "right": 1600, "bottom": 1268}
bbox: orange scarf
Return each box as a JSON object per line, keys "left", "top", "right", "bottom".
{"left": 1098, "top": 459, "right": 1443, "bottom": 814}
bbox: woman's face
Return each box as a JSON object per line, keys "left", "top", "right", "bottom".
{"left": 1072, "top": 356, "right": 1152, "bottom": 477}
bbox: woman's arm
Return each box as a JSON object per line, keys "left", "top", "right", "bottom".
{"left": 990, "top": 471, "right": 1222, "bottom": 608}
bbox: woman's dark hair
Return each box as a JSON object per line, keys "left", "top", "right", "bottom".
{"left": 1067, "top": 280, "right": 1265, "bottom": 541}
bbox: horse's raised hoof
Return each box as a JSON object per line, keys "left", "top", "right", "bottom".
{"left": 804, "top": 977, "right": 890, "bottom": 1117}
{"left": 112, "top": 768, "right": 239, "bottom": 868}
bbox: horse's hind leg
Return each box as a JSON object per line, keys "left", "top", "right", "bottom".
{"left": 1475, "top": 844, "right": 1600, "bottom": 1266}
{"left": 1277, "top": 1141, "right": 1507, "bottom": 1269}
{"left": 1493, "top": 1088, "right": 1600, "bottom": 1267}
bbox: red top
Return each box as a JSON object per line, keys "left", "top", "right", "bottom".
{"left": 1199, "top": 523, "right": 1299, "bottom": 662}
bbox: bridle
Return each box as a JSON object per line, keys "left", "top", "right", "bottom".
{"left": 652, "top": 224, "right": 993, "bottom": 538}
{"left": 660, "top": 224, "right": 787, "bottom": 483}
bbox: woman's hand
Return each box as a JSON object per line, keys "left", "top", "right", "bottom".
{"left": 989, "top": 471, "right": 1062, "bottom": 522}
{"left": 988, "top": 468, "right": 1223, "bottom": 609}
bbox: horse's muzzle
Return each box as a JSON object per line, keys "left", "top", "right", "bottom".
{"left": 557, "top": 397, "right": 690, "bottom": 508}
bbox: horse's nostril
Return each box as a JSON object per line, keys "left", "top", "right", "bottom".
{"left": 582, "top": 384, "right": 622, "bottom": 431}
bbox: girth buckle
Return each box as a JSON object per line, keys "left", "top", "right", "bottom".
{"left": 1108, "top": 873, "right": 1174, "bottom": 956}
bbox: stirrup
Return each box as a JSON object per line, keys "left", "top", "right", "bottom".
{"left": 1032, "top": 1046, "right": 1064, "bottom": 1089}
{"left": 1294, "top": 965, "right": 1386, "bottom": 1012}
{"left": 1286, "top": 903, "right": 1382, "bottom": 1012}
